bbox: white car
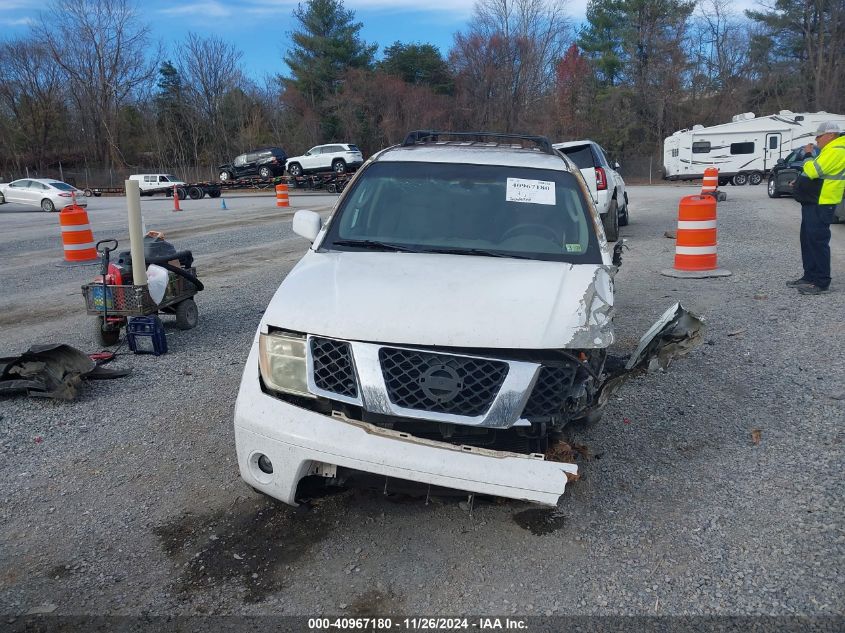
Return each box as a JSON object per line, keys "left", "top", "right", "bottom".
{"left": 285, "top": 143, "right": 364, "bottom": 177}
{"left": 0, "top": 178, "right": 87, "bottom": 212}
{"left": 554, "top": 140, "right": 628, "bottom": 242}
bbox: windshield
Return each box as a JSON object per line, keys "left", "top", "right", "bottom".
{"left": 322, "top": 161, "right": 601, "bottom": 263}
{"left": 557, "top": 146, "right": 594, "bottom": 169}
{"left": 48, "top": 181, "right": 74, "bottom": 191}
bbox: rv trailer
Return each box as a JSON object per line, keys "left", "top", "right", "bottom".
{"left": 663, "top": 111, "right": 845, "bottom": 185}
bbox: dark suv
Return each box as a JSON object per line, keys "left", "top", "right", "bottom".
{"left": 218, "top": 147, "right": 287, "bottom": 182}
{"left": 767, "top": 147, "right": 819, "bottom": 198}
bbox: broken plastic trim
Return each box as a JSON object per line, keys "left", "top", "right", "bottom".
{"left": 595, "top": 302, "right": 705, "bottom": 408}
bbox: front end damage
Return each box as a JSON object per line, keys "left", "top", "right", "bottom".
{"left": 234, "top": 302, "right": 704, "bottom": 507}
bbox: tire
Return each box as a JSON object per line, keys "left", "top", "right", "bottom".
{"left": 718, "top": 177, "right": 730, "bottom": 187}
{"left": 41, "top": 198, "right": 55, "bottom": 212}
{"left": 0, "top": 192, "right": 4, "bottom": 204}
{"left": 94, "top": 317, "right": 120, "bottom": 346}
{"left": 332, "top": 159, "right": 346, "bottom": 174}
{"left": 602, "top": 199, "right": 620, "bottom": 242}
{"left": 176, "top": 187, "right": 187, "bottom": 200}
{"left": 327, "top": 183, "right": 337, "bottom": 194}
{"left": 219, "top": 170, "right": 231, "bottom": 182}
{"left": 287, "top": 163, "right": 302, "bottom": 177}
{"left": 207, "top": 188, "right": 221, "bottom": 198}
{"left": 188, "top": 186, "right": 204, "bottom": 200}
{"left": 767, "top": 176, "right": 781, "bottom": 198}
{"left": 174, "top": 298, "right": 198, "bottom": 330}
{"left": 732, "top": 173, "right": 748, "bottom": 186}
{"left": 83, "top": 188, "right": 93, "bottom": 197}
{"left": 258, "top": 166, "right": 272, "bottom": 179}
{"left": 748, "top": 171, "right": 763, "bottom": 186}
{"left": 618, "top": 193, "right": 629, "bottom": 227}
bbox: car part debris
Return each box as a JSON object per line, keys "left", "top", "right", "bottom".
{"left": 0, "top": 344, "right": 129, "bottom": 400}
{"left": 596, "top": 302, "right": 704, "bottom": 408}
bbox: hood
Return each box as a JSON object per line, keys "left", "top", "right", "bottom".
{"left": 262, "top": 251, "right": 614, "bottom": 349}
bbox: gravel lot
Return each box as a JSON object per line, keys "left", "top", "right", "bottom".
{"left": 0, "top": 185, "right": 843, "bottom": 619}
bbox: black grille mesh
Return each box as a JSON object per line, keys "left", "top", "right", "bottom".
{"left": 522, "top": 365, "right": 576, "bottom": 418}
{"left": 379, "top": 348, "right": 508, "bottom": 416}
{"left": 311, "top": 337, "right": 358, "bottom": 398}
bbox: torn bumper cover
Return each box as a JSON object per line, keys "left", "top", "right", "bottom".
{"left": 235, "top": 341, "right": 578, "bottom": 506}
{"left": 0, "top": 344, "right": 129, "bottom": 400}
{"left": 234, "top": 303, "right": 703, "bottom": 507}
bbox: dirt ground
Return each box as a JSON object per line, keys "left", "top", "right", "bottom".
{"left": 0, "top": 185, "right": 843, "bottom": 623}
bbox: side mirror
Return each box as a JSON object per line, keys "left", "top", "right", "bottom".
{"left": 614, "top": 161, "right": 621, "bottom": 170}
{"left": 776, "top": 158, "right": 785, "bottom": 165}
{"left": 292, "top": 209, "right": 321, "bottom": 242}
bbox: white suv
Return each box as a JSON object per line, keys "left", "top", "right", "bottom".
{"left": 234, "top": 131, "right": 694, "bottom": 507}
{"left": 285, "top": 143, "right": 364, "bottom": 177}
{"left": 554, "top": 140, "right": 628, "bottom": 242}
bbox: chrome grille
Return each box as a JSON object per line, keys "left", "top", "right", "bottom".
{"left": 379, "top": 348, "right": 508, "bottom": 416}
{"left": 310, "top": 337, "right": 358, "bottom": 398}
{"left": 522, "top": 365, "right": 576, "bottom": 418}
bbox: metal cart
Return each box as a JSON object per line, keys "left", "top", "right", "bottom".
{"left": 82, "top": 240, "right": 200, "bottom": 346}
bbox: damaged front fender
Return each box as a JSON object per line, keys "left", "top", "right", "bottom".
{"left": 596, "top": 302, "right": 705, "bottom": 408}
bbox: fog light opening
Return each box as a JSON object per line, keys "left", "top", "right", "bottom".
{"left": 257, "top": 454, "right": 274, "bottom": 474}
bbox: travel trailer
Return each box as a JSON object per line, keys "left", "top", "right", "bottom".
{"left": 663, "top": 111, "right": 845, "bottom": 185}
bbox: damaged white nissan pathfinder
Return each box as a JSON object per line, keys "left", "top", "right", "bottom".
{"left": 234, "top": 131, "right": 702, "bottom": 507}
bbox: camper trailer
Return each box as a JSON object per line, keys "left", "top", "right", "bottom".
{"left": 663, "top": 111, "right": 845, "bottom": 186}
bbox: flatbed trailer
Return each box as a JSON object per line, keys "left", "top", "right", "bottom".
{"left": 84, "top": 173, "right": 352, "bottom": 199}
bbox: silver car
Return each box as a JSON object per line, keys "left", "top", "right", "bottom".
{"left": 0, "top": 178, "right": 87, "bottom": 212}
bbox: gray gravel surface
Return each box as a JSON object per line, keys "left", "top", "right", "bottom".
{"left": 0, "top": 185, "right": 843, "bottom": 617}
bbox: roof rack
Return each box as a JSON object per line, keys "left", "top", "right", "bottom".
{"left": 401, "top": 130, "right": 555, "bottom": 155}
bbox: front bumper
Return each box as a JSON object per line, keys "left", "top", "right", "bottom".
{"left": 234, "top": 340, "right": 576, "bottom": 506}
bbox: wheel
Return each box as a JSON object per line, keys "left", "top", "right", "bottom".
{"left": 258, "top": 166, "right": 272, "bottom": 179}
{"left": 327, "top": 183, "right": 337, "bottom": 194}
{"left": 748, "top": 171, "right": 763, "bottom": 186}
{"left": 174, "top": 298, "right": 198, "bottom": 330}
{"left": 767, "top": 176, "right": 781, "bottom": 198}
{"left": 0, "top": 192, "right": 4, "bottom": 203}
{"left": 208, "top": 188, "right": 221, "bottom": 198}
{"left": 41, "top": 198, "right": 55, "bottom": 212}
{"left": 83, "top": 188, "right": 93, "bottom": 197}
{"left": 332, "top": 159, "right": 347, "bottom": 174}
{"left": 94, "top": 317, "right": 120, "bottom": 346}
{"left": 219, "top": 170, "right": 231, "bottom": 182}
{"left": 602, "top": 199, "right": 619, "bottom": 242}
{"left": 287, "top": 163, "right": 302, "bottom": 177}
{"left": 718, "top": 177, "right": 729, "bottom": 187}
{"left": 176, "top": 187, "right": 187, "bottom": 200}
{"left": 188, "top": 186, "right": 204, "bottom": 200}
{"left": 732, "top": 173, "right": 748, "bottom": 186}
{"left": 618, "top": 193, "right": 629, "bottom": 227}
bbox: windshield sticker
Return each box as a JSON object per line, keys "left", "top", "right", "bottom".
{"left": 565, "top": 243, "right": 583, "bottom": 252}
{"left": 506, "top": 178, "right": 555, "bottom": 205}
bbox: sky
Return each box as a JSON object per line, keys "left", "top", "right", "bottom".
{"left": 0, "top": 0, "right": 758, "bottom": 81}
{"left": 0, "top": 0, "right": 592, "bottom": 80}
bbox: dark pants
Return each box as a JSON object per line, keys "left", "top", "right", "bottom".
{"left": 800, "top": 203, "right": 836, "bottom": 289}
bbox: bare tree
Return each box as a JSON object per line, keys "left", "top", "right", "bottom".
{"left": 34, "top": 0, "right": 159, "bottom": 170}
{"left": 0, "top": 38, "right": 67, "bottom": 171}
{"left": 451, "top": 0, "right": 571, "bottom": 132}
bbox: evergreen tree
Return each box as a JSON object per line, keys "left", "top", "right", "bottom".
{"left": 283, "top": 0, "right": 376, "bottom": 107}
{"left": 379, "top": 42, "right": 453, "bottom": 95}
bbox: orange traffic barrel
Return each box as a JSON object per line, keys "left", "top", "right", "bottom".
{"left": 701, "top": 167, "right": 718, "bottom": 194}
{"left": 661, "top": 195, "right": 731, "bottom": 278}
{"left": 275, "top": 183, "right": 289, "bottom": 208}
{"left": 59, "top": 205, "right": 97, "bottom": 262}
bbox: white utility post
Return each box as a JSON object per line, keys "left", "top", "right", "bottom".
{"left": 125, "top": 179, "right": 148, "bottom": 286}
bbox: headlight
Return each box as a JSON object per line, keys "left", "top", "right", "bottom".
{"left": 258, "top": 331, "right": 312, "bottom": 397}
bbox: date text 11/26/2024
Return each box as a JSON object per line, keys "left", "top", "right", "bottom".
{"left": 308, "top": 617, "right": 529, "bottom": 631}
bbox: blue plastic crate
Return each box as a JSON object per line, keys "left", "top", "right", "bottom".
{"left": 126, "top": 316, "right": 167, "bottom": 356}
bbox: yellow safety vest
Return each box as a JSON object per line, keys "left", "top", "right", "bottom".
{"left": 803, "top": 135, "right": 845, "bottom": 205}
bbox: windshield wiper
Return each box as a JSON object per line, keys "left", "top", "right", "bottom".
{"left": 331, "top": 239, "right": 422, "bottom": 253}
{"left": 420, "top": 247, "right": 534, "bottom": 260}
